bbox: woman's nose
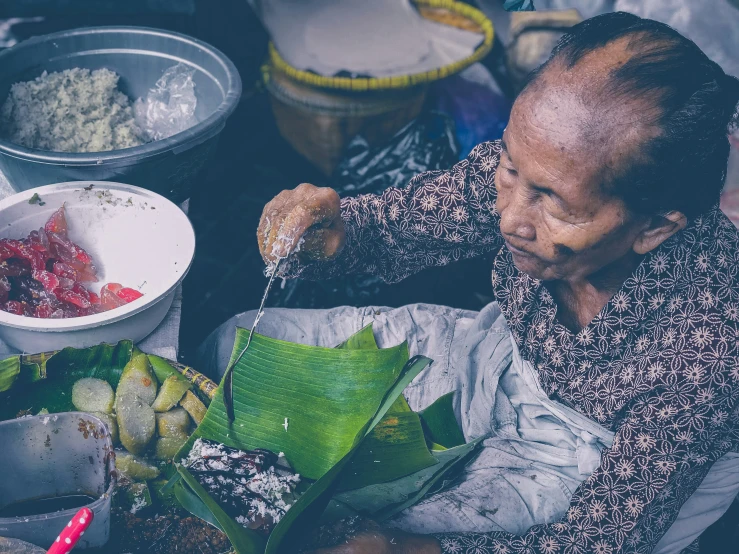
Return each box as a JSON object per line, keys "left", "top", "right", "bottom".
{"left": 499, "top": 191, "right": 536, "bottom": 241}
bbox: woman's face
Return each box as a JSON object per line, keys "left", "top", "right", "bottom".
{"left": 495, "top": 84, "right": 650, "bottom": 283}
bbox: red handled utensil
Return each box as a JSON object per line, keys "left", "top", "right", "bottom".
{"left": 46, "top": 507, "right": 93, "bottom": 554}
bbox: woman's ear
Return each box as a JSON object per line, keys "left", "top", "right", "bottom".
{"left": 632, "top": 211, "right": 687, "bottom": 255}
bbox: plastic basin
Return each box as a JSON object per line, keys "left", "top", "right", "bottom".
{"left": 0, "top": 26, "right": 242, "bottom": 203}
{"left": 0, "top": 181, "right": 195, "bottom": 353}
{"left": 0, "top": 413, "right": 116, "bottom": 550}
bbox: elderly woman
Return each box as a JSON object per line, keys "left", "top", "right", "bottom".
{"left": 198, "top": 12, "right": 739, "bottom": 554}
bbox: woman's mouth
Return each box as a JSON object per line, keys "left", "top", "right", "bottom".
{"left": 504, "top": 240, "right": 533, "bottom": 258}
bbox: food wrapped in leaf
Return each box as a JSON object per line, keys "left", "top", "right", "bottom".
{"left": 183, "top": 439, "right": 301, "bottom": 535}
{"left": 156, "top": 407, "right": 191, "bottom": 438}
{"left": 72, "top": 378, "right": 114, "bottom": 413}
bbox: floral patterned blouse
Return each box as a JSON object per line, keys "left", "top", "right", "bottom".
{"left": 288, "top": 140, "right": 739, "bottom": 554}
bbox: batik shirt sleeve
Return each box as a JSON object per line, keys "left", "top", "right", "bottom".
{"left": 434, "top": 382, "right": 739, "bottom": 554}
{"left": 282, "top": 141, "right": 504, "bottom": 283}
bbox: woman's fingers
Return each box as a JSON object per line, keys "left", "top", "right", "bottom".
{"left": 271, "top": 205, "right": 318, "bottom": 259}
{"left": 257, "top": 184, "right": 344, "bottom": 263}
{"left": 301, "top": 225, "right": 346, "bottom": 260}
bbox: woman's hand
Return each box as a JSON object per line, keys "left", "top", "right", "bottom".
{"left": 257, "top": 183, "right": 345, "bottom": 265}
{"left": 303, "top": 518, "right": 441, "bottom": 554}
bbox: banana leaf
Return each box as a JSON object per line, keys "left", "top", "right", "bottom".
{"left": 0, "top": 341, "right": 135, "bottom": 418}
{"left": 0, "top": 345, "right": 212, "bottom": 420}
{"left": 172, "top": 327, "right": 432, "bottom": 553}
{"left": 336, "top": 327, "right": 438, "bottom": 491}
{"left": 419, "top": 392, "right": 466, "bottom": 449}
{"left": 329, "top": 437, "right": 483, "bottom": 521}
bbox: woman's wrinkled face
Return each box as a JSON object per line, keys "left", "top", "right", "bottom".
{"left": 495, "top": 83, "right": 649, "bottom": 283}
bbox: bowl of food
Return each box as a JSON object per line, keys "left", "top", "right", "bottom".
{"left": 0, "top": 181, "right": 195, "bottom": 352}
{"left": 0, "top": 26, "right": 242, "bottom": 203}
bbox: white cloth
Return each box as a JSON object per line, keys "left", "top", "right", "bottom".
{"left": 198, "top": 302, "right": 739, "bottom": 549}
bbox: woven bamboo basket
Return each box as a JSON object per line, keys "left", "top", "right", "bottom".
{"left": 263, "top": 0, "right": 495, "bottom": 176}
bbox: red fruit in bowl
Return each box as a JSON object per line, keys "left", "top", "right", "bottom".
{"left": 0, "top": 259, "right": 31, "bottom": 278}
{"left": 1, "top": 239, "right": 44, "bottom": 271}
{"left": 102, "top": 283, "right": 123, "bottom": 294}
{"left": 57, "top": 276, "right": 75, "bottom": 290}
{"left": 32, "top": 269, "right": 60, "bottom": 293}
{"left": 0, "top": 277, "right": 9, "bottom": 304}
{"left": 52, "top": 261, "right": 77, "bottom": 280}
{"left": 27, "top": 230, "right": 50, "bottom": 254}
{"left": 0, "top": 243, "right": 13, "bottom": 261}
{"left": 100, "top": 286, "right": 127, "bottom": 311}
{"left": 76, "top": 267, "right": 98, "bottom": 283}
{"left": 72, "top": 282, "right": 91, "bottom": 301}
{"left": 47, "top": 232, "right": 93, "bottom": 269}
{"left": 88, "top": 292, "right": 100, "bottom": 305}
{"left": 4, "top": 301, "right": 25, "bottom": 316}
{"left": 35, "top": 301, "right": 55, "bottom": 319}
{"left": 117, "top": 288, "right": 143, "bottom": 303}
{"left": 55, "top": 288, "right": 92, "bottom": 310}
{"left": 45, "top": 206, "right": 68, "bottom": 235}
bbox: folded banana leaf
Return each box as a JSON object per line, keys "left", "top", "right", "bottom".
{"left": 171, "top": 325, "right": 481, "bottom": 554}
{"left": 170, "top": 325, "right": 433, "bottom": 553}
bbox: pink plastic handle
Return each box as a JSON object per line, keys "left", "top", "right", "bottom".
{"left": 47, "top": 507, "right": 94, "bottom": 554}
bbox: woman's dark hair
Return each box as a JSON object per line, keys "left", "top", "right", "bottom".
{"left": 528, "top": 12, "right": 739, "bottom": 219}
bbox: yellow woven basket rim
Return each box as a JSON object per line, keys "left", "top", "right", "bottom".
{"left": 267, "top": 0, "right": 495, "bottom": 92}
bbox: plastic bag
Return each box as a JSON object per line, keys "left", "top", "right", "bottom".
{"left": 272, "top": 110, "right": 459, "bottom": 309}
{"left": 331, "top": 110, "right": 460, "bottom": 195}
{"left": 430, "top": 63, "right": 510, "bottom": 159}
{"left": 134, "top": 63, "right": 198, "bottom": 141}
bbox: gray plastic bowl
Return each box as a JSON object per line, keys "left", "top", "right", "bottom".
{"left": 0, "top": 26, "right": 242, "bottom": 203}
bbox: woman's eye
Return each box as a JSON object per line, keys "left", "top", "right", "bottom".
{"left": 504, "top": 167, "right": 518, "bottom": 176}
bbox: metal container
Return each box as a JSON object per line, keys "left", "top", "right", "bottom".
{"left": 0, "top": 26, "right": 242, "bottom": 203}
{"left": 0, "top": 413, "right": 116, "bottom": 549}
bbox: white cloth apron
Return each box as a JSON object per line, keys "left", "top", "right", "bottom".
{"left": 198, "top": 302, "right": 739, "bottom": 553}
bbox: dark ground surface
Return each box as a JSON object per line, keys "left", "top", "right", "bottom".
{"left": 1, "top": 1, "right": 737, "bottom": 551}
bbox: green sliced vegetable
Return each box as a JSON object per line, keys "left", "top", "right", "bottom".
{"left": 147, "top": 354, "right": 180, "bottom": 384}
{"left": 116, "top": 354, "right": 158, "bottom": 408}
{"left": 72, "top": 378, "right": 115, "bottom": 413}
{"left": 154, "top": 436, "right": 188, "bottom": 461}
{"left": 156, "top": 408, "right": 191, "bottom": 437}
{"left": 117, "top": 395, "right": 156, "bottom": 455}
{"left": 149, "top": 354, "right": 216, "bottom": 404}
{"left": 115, "top": 450, "right": 160, "bottom": 481}
{"left": 180, "top": 390, "right": 207, "bottom": 425}
{"left": 419, "top": 391, "right": 466, "bottom": 449}
{"left": 152, "top": 374, "right": 191, "bottom": 412}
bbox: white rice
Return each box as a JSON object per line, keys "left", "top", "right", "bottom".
{"left": 0, "top": 67, "right": 146, "bottom": 153}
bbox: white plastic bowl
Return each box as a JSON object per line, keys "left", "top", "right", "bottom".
{"left": 0, "top": 182, "right": 195, "bottom": 352}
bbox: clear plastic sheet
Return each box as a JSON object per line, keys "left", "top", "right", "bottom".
{"left": 331, "top": 111, "right": 460, "bottom": 195}
{"left": 134, "top": 63, "right": 198, "bottom": 142}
